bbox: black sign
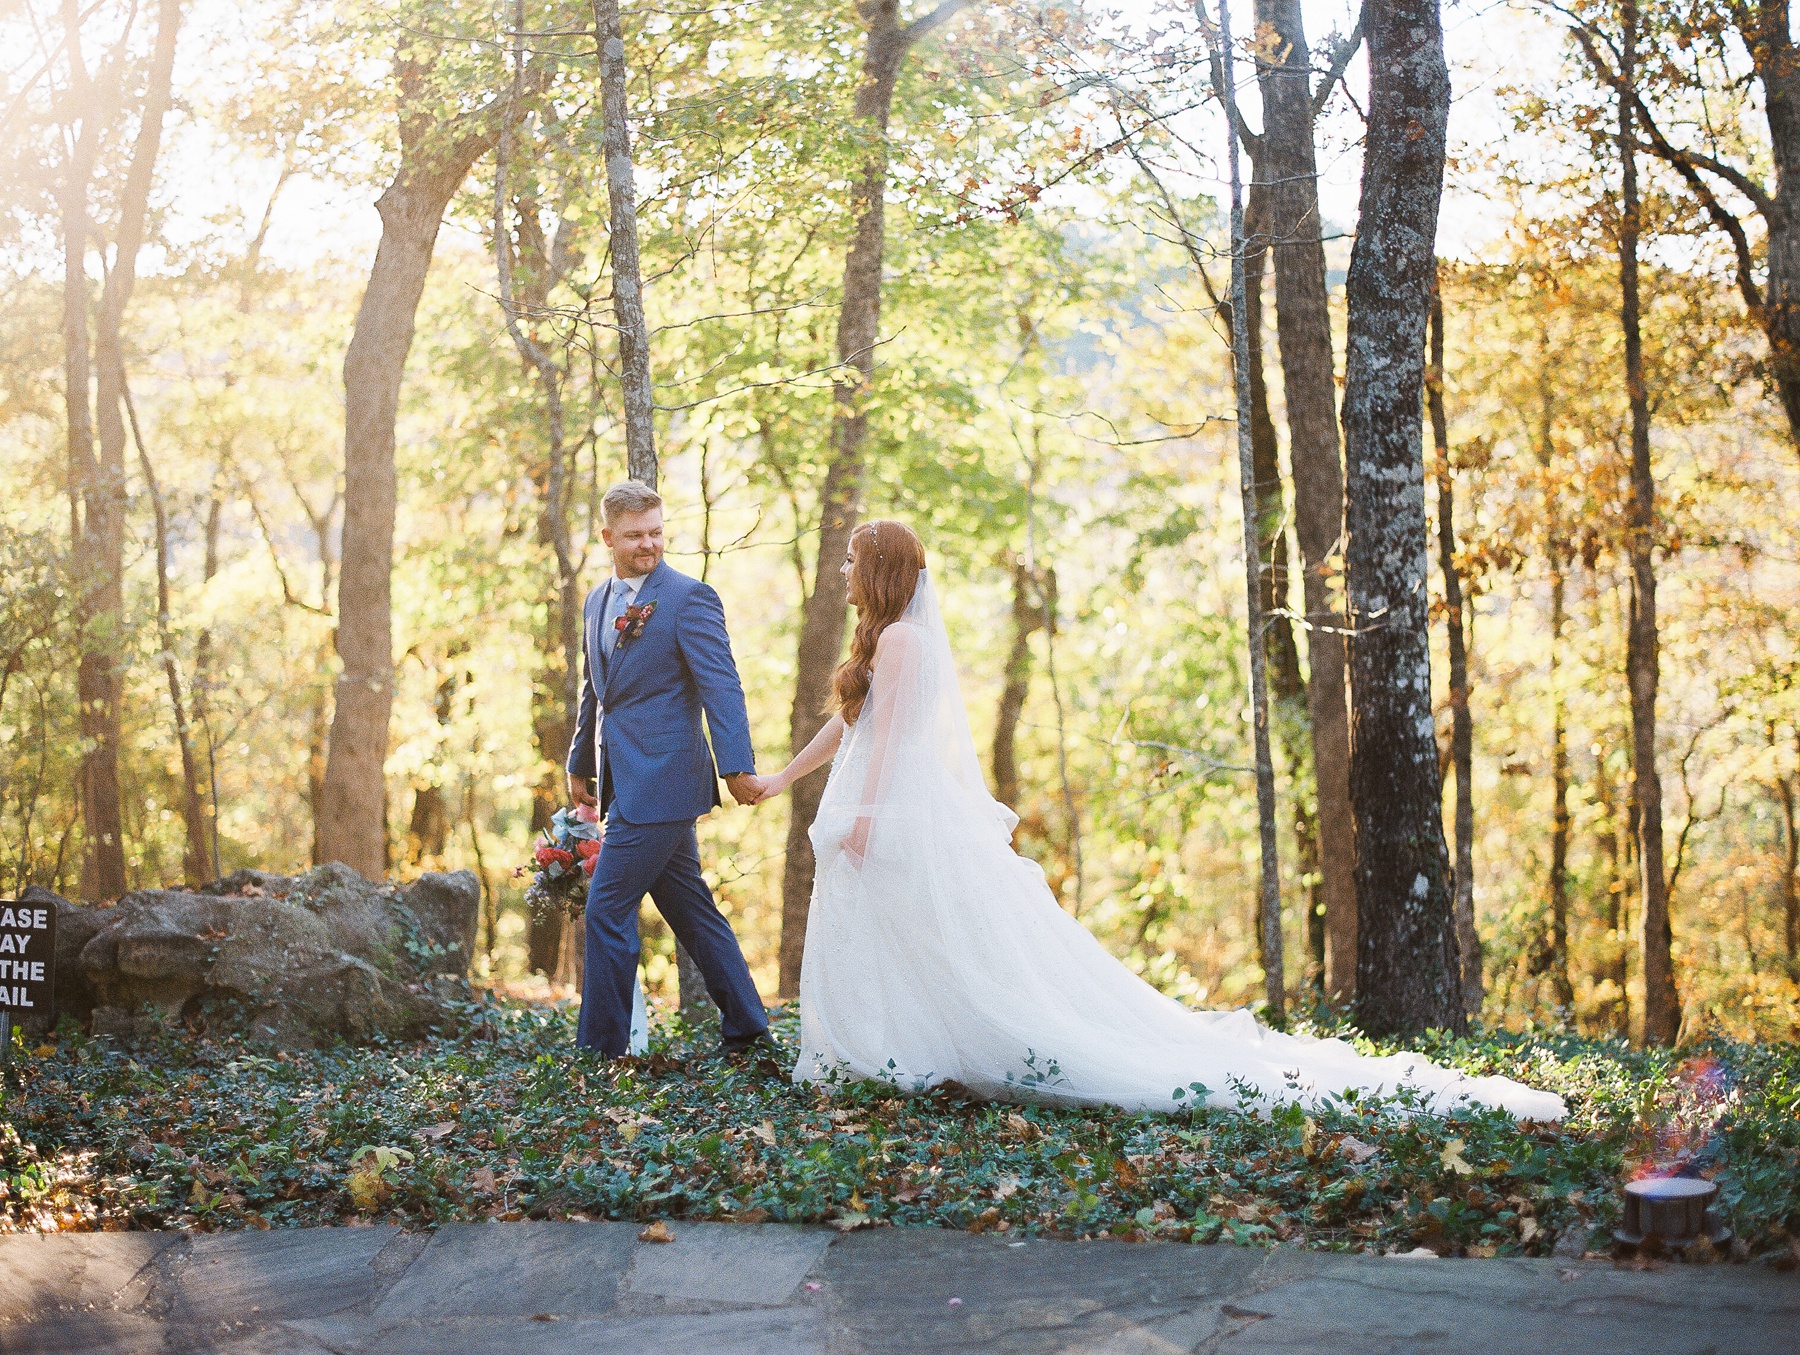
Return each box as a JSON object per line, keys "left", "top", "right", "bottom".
{"left": 0, "top": 900, "right": 54, "bottom": 1015}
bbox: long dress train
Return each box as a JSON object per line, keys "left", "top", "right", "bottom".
{"left": 795, "top": 570, "right": 1564, "bottom": 1121}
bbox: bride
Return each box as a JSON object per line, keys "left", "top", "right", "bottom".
{"left": 757, "top": 520, "right": 1564, "bottom": 1121}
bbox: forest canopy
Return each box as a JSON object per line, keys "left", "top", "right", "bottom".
{"left": 4, "top": 0, "right": 1797, "bottom": 1048}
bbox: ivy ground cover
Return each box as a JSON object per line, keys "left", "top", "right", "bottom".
{"left": 3, "top": 999, "right": 1796, "bottom": 1266}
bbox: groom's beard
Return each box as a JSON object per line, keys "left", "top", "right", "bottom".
{"left": 613, "top": 545, "right": 661, "bottom": 576}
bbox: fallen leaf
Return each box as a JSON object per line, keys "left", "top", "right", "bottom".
{"left": 751, "top": 1120, "right": 777, "bottom": 1146}
{"left": 638, "top": 1220, "right": 674, "bottom": 1243}
{"left": 1300, "top": 1117, "right": 1319, "bottom": 1159}
{"left": 829, "top": 1210, "right": 873, "bottom": 1232}
{"left": 735, "top": 1207, "right": 770, "bottom": 1224}
{"left": 415, "top": 1122, "right": 455, "bottom": 1141}
{"left": 345, "top": 1168, "right": 389, "bottom": 1212}
{"left": 1337, "top": 1135, "right": 1378, "bottom": 1165}
{"left": 470, "top": 1167, "right": 497, "bottom": 1196}
{"left": 1520, "top": 1217, "right": 1540, "bottom": 1242}
{"left": 1439, "top": 1138, "right": 1475, "bottom": 1176}
{"left": 992, "top": 1174, "right": 1021, "bottom": 1201}
{"left": 895, "top": 1186, "right": 922, "bottom": 1204}
{"left": 32, "top": 1045, "right": 56, "bottom": 1059}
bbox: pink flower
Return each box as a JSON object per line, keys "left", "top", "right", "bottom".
{"left": 576, "top": 839, "right": 601, "bottom": 861}
{"left": 581, "top": 853, "right": 598, "bottom": 878}
{"left": 574, "top": 803, "right": 600, "bottom": 824}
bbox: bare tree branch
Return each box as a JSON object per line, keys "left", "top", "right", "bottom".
{"left": 1312, "top": 5, "right": 1365, "bottom": 119}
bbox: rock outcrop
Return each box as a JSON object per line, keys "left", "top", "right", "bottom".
{"left": 28, "top": 865, "right": 480, "bottom": 1048}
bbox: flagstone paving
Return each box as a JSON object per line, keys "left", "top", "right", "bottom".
{"left": 2, "top": 1221, "right": 1794, "bottom": 1353}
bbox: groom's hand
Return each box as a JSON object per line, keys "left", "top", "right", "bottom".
{"left": 724, "top": 772, "right": 764, "bottom": 806}
{"left": 567, "top": 772, "right": 597, "bottom": 807}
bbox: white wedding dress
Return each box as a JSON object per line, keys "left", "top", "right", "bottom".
{"left": 795, "top": 570, "right": 1565, "bottom": 1121}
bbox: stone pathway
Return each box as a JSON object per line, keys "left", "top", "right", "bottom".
{"left": 3, "top": 1222, "right": 1794, "bottom": 1353}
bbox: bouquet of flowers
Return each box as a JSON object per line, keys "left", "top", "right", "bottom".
{"left": 519, "top": 804, "right": 603, "bottom": 921}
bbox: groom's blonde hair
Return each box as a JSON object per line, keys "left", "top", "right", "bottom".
{"left": 602, "top": 480, "right": 663, "bottom": 524}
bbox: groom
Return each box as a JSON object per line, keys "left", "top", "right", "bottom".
{"left": 566, "top": 480, "right": 770, "bottom": 1057}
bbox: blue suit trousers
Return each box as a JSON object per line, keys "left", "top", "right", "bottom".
{"left": 577, "top": 813, "right": 768, "bottom": 1055}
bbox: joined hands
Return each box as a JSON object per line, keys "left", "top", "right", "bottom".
{"left": 724, "top": 772, "right": 772, "bottom": 807}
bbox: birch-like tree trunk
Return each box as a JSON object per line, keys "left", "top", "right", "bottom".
{"left": 1343, "top": 0, "right": 1465, "bottom": 1039}
{"left": 1204, "top": 0, "right": 1286, "bottom": 1015}
{"left": 318, "top": 49, "right": 502, "bottom": 878}
{"left": 1617, "top": 0, "right": 1681, "bottom": 1044}
{"left": 1254, "top": 0, "right": 1360, "bottom": 1000}
{"left": 593, "top": 0, "right": 656, "bottom": 485}
{"left": 591, "top": 0, "right": 713, "bottom": 1013}
{"left": 777, "top": 0, "right": 970, "bottom": 999}
{"left": 1427, "top": 275, "right": 1480, "bottom": 1018}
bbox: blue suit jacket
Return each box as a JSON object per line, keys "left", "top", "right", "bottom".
{"left": 565, "top": 561, "right": 757, "bottom": 824}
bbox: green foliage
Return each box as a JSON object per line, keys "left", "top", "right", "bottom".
{"left": 3, "top": 1002, "right": 1795, "bottom": 1265}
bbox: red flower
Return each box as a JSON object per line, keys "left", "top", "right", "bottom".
{"left": 535, "top": 843, "right": 574, "bottom": 868}
{"left": 581, "top": 853, "right": 598, "bottom": 877}
{"left": 615, "top": 600, "right": 658, "bottom": 645}
{"left": 576, "top": 839, "right": 601, "bottom": 860}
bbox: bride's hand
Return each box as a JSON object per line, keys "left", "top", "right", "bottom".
{"left": 844, "top": 816, "right": 871, "bottom": 868}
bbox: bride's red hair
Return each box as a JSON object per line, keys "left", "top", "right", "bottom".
{"left": 833, "top": 520, "right": 926, "bottom": 723}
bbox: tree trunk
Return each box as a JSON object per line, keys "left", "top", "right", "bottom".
{"left": 1343, "top": 0, "right": 1465, "bottom": 1039}
{"left": 593, "top": 0, "right": 657, "bottom": 485}
{"left": 993, "top": 556, "right": 1052, "bottom": 811}
{"left": 61, "top": 49, "right": 118, "bottom": 899}
{"left": 1246, "top": 204, "right": 1320, "bottom": 989}
{"left": 84, "top": 2, "right": 190, "bottom": 887}
{"left": 1523, "top": 330, "right": 1572, "bottom": 1013}
{"left": 405, "top": 666, "right": 458, "bottom": 864}
{"left": 1547, "top": 568, "right": 1574, "bottom": 1011}
{"left": 777, "top": 0, "right": 969, "bottom": 999}
{"left": 74, "top": 0, "right": 181, "bottom": 899}
{"left": 1208, "top": 0, "right": 1287, "bottom": 1016}
{"left": 1741, "top": 1, "right": 1800, "bottom": 459}
{"left": 591, "top": 0, "right": 709, "bottom": 1014}
{"left": 123, "top": 382, "right": 212, "bottom": 885}
{"left": 1618, "top": 2, "right": 1681, "bottom": 1045}
{"left": 1428, "top": 275, "right": 1480, "bottom": 1018}
{"left": 317, "top": 64, "right": 497, "bottom": 879}
{"left": 1254, "top": 0, "right": 1357, "bottom": 1000}
{"left": 1219, "top": 180, "right": 1317, "bottom": 991}
{"left": 194, "top": 494, "right": 222, "bottom": 876}
{"left": 1594, "top": 732, "right": 1630, "bottom": 1033}
{"left": 1778, "top": 741, "right": 1798, "bottom": 974}
{"left": 496, "top": 80, "right": 582, "bottom": 979}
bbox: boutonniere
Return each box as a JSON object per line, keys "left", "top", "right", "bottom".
{"left": 615, "top": 599, "right": 657, "bottom": 645}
